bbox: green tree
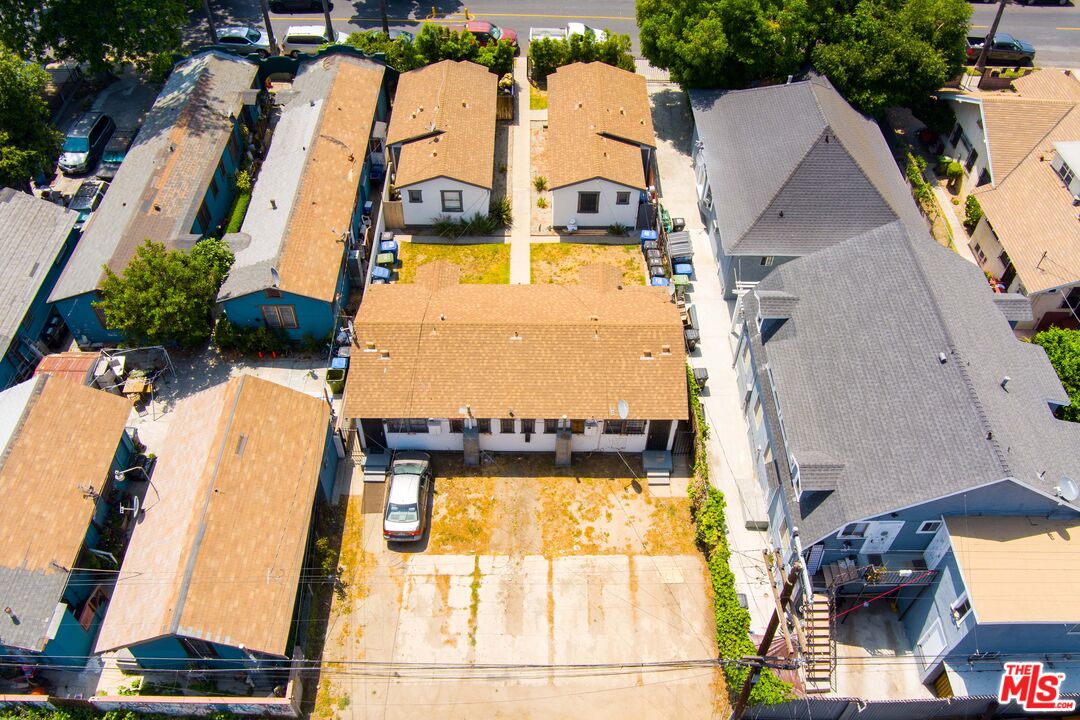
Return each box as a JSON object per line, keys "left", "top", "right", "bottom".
{"left": 0, "top": 43, "right": 62, "bottom": 188}
{"left": 0, "top": 0, "right": 197, "bottom": 71}
{"left": 475, "top": 39, "right": 515, "bottom": 77}
{"left": 1030, "top": 327, "right": 1080, "bottom": 423}
{"left": 529, "top": 30, "right": 636, "bottom": 83}
{"left": 414, "top": 24, "right": 480, "bottom": 64}
{"left": 95, "top": 238, "right": 234, "bottom": 350}
{"left": 343, "top": 30, "right": 423, "bottom": 71}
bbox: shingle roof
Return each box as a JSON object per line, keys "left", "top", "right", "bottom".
{"left": 0, "top": 189, "right": 77, "bottom": 361}
{"left": 0, "top": 375, "right": 131, "bottom": 652}
{"left": 95, "top": 375, "right": 330, "bottom": 657}
{"left": 49, "top": 52, "right": 258, "bottom": 303}
{"left": 546, "top": 62, "right": 655, "bottom": 190}
{"left": 33, "top": 351, "right": 101, "bottom": 385}
{"left": 387, "top": 60, "right": 496, "bottom": 189}
{"left": 689, "top": 77, "right": 926, "bottom": 256}
{"left": 745, "top": 221, "right": 1080, "bottom": 544}
{"left": 342, "top": 261, "right": 687, "bottom": 421}
{"left": 968, "top": 69, "right": 1080, "bottom": 294}
{"left": 219, "top": 54, "right": 385, "bottom": 302}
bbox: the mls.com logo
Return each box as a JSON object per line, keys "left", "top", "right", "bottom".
{"left": 998, "top": 662, "right": 1076, "bottom": 712}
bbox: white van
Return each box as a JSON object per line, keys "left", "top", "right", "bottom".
{"left": 281, "top": 25, "right": 349, "bottom": 57}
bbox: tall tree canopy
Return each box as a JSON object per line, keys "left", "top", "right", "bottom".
{"left": 343, "top": 25, "right": 515, "bottom": 76}
{"left": 0, "top": 0, "right": 197, "bottom": 70}
{"left": 637, "top": 0, "right": 970, "bottom": 115}
{"left": 0, "top": 43, "right": 62, "bottom": 188}
{"left": 1030, "top": 327, "right": 1080, "bottom": 423}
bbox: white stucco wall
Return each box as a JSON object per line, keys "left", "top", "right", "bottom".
{"left": 399, "top": 177, "right": 490, "bottom": 226}
{"left": 944, "top": 99, "right": 991, "bottom": 185}
{"left": 968, "top": 216, "right": 1007, "bottom": 279}
{"left": 551, "top": 178, "right": 641, "bottom": 229}
{"left": 381, "top": 418, "right": 667, "bottom": 453}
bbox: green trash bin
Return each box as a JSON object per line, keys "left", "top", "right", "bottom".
{"left": 326, "top": 368, "right": 346, "bottom": 394}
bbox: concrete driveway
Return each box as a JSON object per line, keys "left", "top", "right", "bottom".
{"left": 314, "top": 454, "right": 723, "bottom": 719}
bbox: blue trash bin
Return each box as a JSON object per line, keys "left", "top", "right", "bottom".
{"left": 379, "top": 239, "right": 399, "bottom": 262}
{"left": 372, "top": 265, "right": 391, "bottom": 281}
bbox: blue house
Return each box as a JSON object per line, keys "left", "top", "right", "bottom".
{"left": 0, "top": 189, "right": 80, "bottom": 390}
{"left": 218, "top": 52, "right": 389, "bottom": 342}
{"left": 94, "top": 375, "right": 339, "bottom": 680}
{"left": 735, "top": 220, "right": 1080, "bottom": 697}
{"left": 48, "top": 51, "right": 261, "bottom": 346}
{"left": 0, "top": 374, "right": 136, "bottom": 668}
{"left": 688, "top": 76, "right": 926, "bottom": 298}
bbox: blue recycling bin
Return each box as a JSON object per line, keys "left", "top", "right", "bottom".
{"left": 674, "top": 262, "right": 694, "bottom": 276}
{"left": 379, "top": 239, "right": 399, "bottom": 262}
{"left": 640, "top": 229, "right": 658, "bottom": 247}
{"left": 371, "top": 265, "right": 391, "bottom": 281}
{"left": 650, "top": 277, "right": 670, "bottom": 287}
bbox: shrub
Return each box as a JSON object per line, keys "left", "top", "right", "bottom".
{"left": 225, "top": 190, "right": 251, "bottom": 234}
{"left": 475, "top": 39, "right": 515, "bottom": 76}
{"left": 607, "top": 222, "right": 628, "bottom": 236}
{"left": 213, "top": 314, "right": 289, "bottom": 355}
{"left": 946, "top": 160, "right": 964, "bottom": 183}
{"left": 905, "top": 152, "right": 932, "bottom": 205}
{"left": 529, "top": 31, "right": 634, "bottom": 83}
{"left": 489, "top": 196, "right": 513, "bottom": 228}
{"left": 432, "top": 213, "right": 502, "bottom": 238}
{"left": 533, "top": 175, "right": 548, "bottom": 192}
{"left": 964, "top": 194, "right": 983, "bottom": 231}
{"left": 139, "top": 51, "right": 177, "bottom": 84}
{"left": 536, "top": 196, "right": 548, "bottom": 208}
{"left": 235, "top": 169, "right": 252, "bottom": 193}
{"left": 935, "top": 155, "right": 952, "bottom": 175}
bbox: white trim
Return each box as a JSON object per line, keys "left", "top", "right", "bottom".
{"left": 950, "top": 592, "right": 972, "bottom": 625}
{"left": 917, "top": 519, "right": 943, "bottom": 535}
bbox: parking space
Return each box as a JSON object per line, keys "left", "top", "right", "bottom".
{"left": 314, "top": 453, "right": 722, "bottom": 720}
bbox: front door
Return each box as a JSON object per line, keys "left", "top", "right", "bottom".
{"left": 646, "top": 420, "right": 671, "bottom": 451}
{"left": 916, "top": 619, "right": 947, "bottom": 667}
{"left": 360, "top": 418, "right": 388, "bottom": 452}
{"left": 860, "top": 521, "right": 905, "bottom": 554}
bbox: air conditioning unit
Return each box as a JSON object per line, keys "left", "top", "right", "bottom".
{"left": 427, "top": 418, "right": 442, "bottom": 434}
{"left": 584, "top": 420, "right": 599, "bottom": 436}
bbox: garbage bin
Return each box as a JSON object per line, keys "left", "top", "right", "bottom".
{"left": 671, "top": 217, "right": 686, "bottom": 232}
{"left": 326, "top": 368, "right": 346, "bottom": 394}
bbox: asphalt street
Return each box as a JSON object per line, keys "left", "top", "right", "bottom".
{"left": 970, "top": 2, "right": 1080, "bottom": 67}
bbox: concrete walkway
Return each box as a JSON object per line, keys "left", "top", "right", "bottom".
{"left": 509, "top": 56, "right": 532, "bottom": 284}
{"left": 650, "top": 85, "right": 774, "bottom": 636}
{"left": 930, "top": 182, "right": 980, "bottom": 266}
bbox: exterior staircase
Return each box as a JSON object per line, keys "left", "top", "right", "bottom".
{"left": 803, "top": 593, "right": 835, "bottom": 694}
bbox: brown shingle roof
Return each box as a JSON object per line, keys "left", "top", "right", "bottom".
{"left": 0, "top": 376, "right": 131, "bottom": 574}
{"left": 388, "top": 60, "right": 497, "bottom": 189}
{"left": 276, "top": 57, "right": 386, "bottom": 301}
{"left": 33, "top": 351, "right": 101, "bottom": 385}
{"left": 343, "top": 262, "right": 687, "bottom": 421}
{"left": 980, "top": 96, "right": 1073, "bottom": 182}
{"left": 95, "top": 375, "right": 331, "bottom": 656}
{"left": 546, "top": 62, "right": 655, "bottom": 189}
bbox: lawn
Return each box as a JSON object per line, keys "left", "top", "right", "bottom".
{"left": 531, "top": 243, "right": 646, "bottom": 286}
{"left": 396, "top": 242, "right": 511, "bottom": 284}
{"left": 529, "top": 83, "right": 548, "bottom": 110}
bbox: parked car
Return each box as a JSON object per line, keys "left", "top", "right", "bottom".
{"left": 528, "top": 23, "right": 607, "bottom": 42}
{"left": 389, "top": 29, "right": 415, "bottom": 43}
{"left": 67, "top": 180, "right": 109, "bottom": 230}
{"left": 270, "top": 0, "right": 332, "bottom": 12}
{"left": 383, "top": 451, "right": 433, "bottom": 543}
{"left": 465, "top": 20, "right": 519, "bottom": 53}
{"left": 211, "top": 25, "right": 272, "bottom": 58}
{"left": 97, "top": 128, "right": 137, "bottom": 180}
{"left": 58, "top": 112, "right": 116, "bottom": 175}
{"left": 965, "top": 33, "right": 1036, "bottom": 65}
{"left": 281, "top": 25, "right": 349, "bottom": 56}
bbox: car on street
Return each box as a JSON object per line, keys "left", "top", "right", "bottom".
{"left": 966, "top": 33, "right": 1037, "bottom": 64}
{"left": 383, "top": 451, "right": 433, "bottom": 543}
{"left": 97, "top": 128, "right": 138, "bottom": 180}
{"left": 270, "top": 0, "right": 332, "bottom": 12}
{"left": 281, "top": 25, "right": 349, "bottom": 56}
{"left": 58, "top": 111, "right": 116, "bottom": 175}
{"left": 67, "top": 180, "right": 109, "bottom": 230}
{"left": 210, "top": 25, "right": 272, "bottom": 58}
{"left": 529, "top": 23, "right": 607, "bottom": 42}
{"left": 465, "top": 20, "right": 519, "bottom": 53}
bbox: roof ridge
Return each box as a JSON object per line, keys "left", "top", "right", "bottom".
{"left": 991, "top": 102, "right": 1080, "bottom": 186}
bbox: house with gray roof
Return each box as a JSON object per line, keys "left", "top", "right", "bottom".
{"left": 735, "top": 221, "right": 1080, "bottom": 697}
{"left": 48, "top": 51, "right": 261, "bottom": 346}
{"left": 689, "top": 76, "right": 926, "bottom": 297}
{"left": 0, "top": 189, "right": 80, "bottom": 390}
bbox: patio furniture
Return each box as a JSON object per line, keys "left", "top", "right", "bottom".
{"left": 122, "top": 377, "right": 153, "bottom": 403}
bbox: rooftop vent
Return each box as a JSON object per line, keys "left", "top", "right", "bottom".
{"left": 1001, "top": 376, "right": 1011, "bottom": 391}
{"left": 380, "top": 350, "right": 390, "bottom": 360}
{"left": 641, "top": 350, "right": 654, "bottom": 360}
{"left": 938, "top": 352, "right": 947, "bottom": 364}
{"left": 235, "top": 434, "right": 247, "bottom": 456}
{"left": 364, "top": 341, "right": 376, "bottom": 351}
{"left": 510, "top": 331, "right": 523, "bottom": 341}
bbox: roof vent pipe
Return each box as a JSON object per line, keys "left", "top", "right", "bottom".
{"left": 1001, "top": 376, "right": 1011, "bottom": 391}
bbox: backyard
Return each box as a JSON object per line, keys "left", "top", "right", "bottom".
{"left": 395, "top": 241, "right": 511, "bottom": 284}
{"left": 531, "top": 242, "right": 647, "bottom": 285}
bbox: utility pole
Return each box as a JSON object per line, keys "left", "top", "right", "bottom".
{"left": 730, "top": 562, "right": 803, "bottom": 720}
{"left": 203, "top": 0, "right": 219, "bottom": 43}
{"left": 259, "top": 0, "right": 278, "bottom": 55}
{"left": 975, "top": 0, "right": 1008, "bottom": 75}
{"left": 380, "top": 0, "right": 390, "bottom": 34}
{"left": 321, "top": 0, "right": 334, "bottom": 42}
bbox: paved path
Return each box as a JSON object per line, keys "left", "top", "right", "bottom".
{"left": 930, "top": 183, "right": 980, "bottom": 267}
{"left": 509, "top": 56, "right": 532, "bottom": 284}
{"left": 649, "top": 85, "right": 774, "bottom": 635}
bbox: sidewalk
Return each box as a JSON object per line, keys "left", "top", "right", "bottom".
{"left": 930, "top": 183, "right": 980, "bottom": 266}
{"left": 649, "top": 85, "right": 774, "bottom": 635}
{"left": 509, "top": 56, "right": 531, "bottom": 284}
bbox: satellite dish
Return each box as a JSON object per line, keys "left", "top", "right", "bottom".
{"left": 1056, "top": 476, "right": 1080, "bottom": 502}
{"left": 617, "top": 400, "right": 629, "bottom": 420}
{"left": 270, "top": 267, "right": 281, "bottom": 288}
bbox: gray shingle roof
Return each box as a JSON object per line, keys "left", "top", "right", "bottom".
{"left": 746, "top": 221, "right": 1080, "bottom": 544}
{"left": 49, "top": 52, "right": 258, "bottom": 303}
{"left": 689, "top": 77, "right": 927, "bottom": 256}
{"left": 0, "top": 190, "right": 77, "bottom": 362}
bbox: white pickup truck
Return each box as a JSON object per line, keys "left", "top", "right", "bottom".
{"left": 528, "top": 23, "right": 607, "bottom": 43}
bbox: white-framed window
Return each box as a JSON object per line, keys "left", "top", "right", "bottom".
{"left": 603, "top": 419, "right": 646, "bottom": 435}
{"left": 917, "top": 520, "right": 942, "bottom": 535}
{"left": 262, "top": 305, "right": 298, "bottom": 329}
{"left": 441, "top": 190, "right": 463, "bottom": 213}
{"left": 386, "top": 418, "right": 429, "bottom": 434}
{"left": 615, "top": 191, "right": 631, "bottom": 205}
{"left": 838, "top": 522, "right": 870, "bottom": 540}
{"left": 1056, "top": 160, "right": 1075, "bottom": 187}
{"left": 972, "top": 242, "right": 987, "bottom": 263}
{"left": 951, "top": 594, "right": 972, "bottom": 624}
{"left": 408, "top": 189, "right": 422, "bottom": 203}
{"left": 1068, "top": 624, "right": 1080, "bottom": 635}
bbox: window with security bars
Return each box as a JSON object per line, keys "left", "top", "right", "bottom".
{"left": 603, "top": 420, "right": 645, "bottom": 435}
{"left": 543, "top": 419, "right": 560, "bottom": 434}
{"left": 500, "top": 418, "right": 516, "bottom": 434}
{"left": 262, "top": 305, "right": 298, "bottom": 329}
{"left": 386, "top": 418, "right": 429, "bottom": 434}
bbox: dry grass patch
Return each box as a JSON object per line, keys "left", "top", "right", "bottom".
{"left": 397, "top": 242, "right": 511, "bottom": 284}
{"left": 531, "top": 243, "right": 646, "bottom": 285}
{"left": 643, "top": 497, "right": 698, "bottom": 555}
{"left": 426, "top": 473, "right": 498, "bottom": 553}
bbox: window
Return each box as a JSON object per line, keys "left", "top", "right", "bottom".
{"left": 408, "top": 189, "right": 423, "bottom": 203}
{"left": 20, "top": 311, "right": 33, "bottom": 331}
{"left": 1056, "top": 160, "right": 1076, "bottom": 187}
{"left": 77, "top": 586, "right": 108, "bottom": 630}
{"left": 500, "top": 418, "right": 516, "bottom": 434}
{"left": 544, "top": 419, "right": 560, "bottom": 434}
{"left": 615, "top": 191, "right": 631, "bottom": 205}
{"left": 949, "top": 124, "right": 963, "bottom": 147}
{"left": 476, "top": 419, "right": 491, "bottom": 434}
{"left": 577, "top": 191, "right": 600, "bottom": 214}
{"left": 441, "top": 190, "right": 463, "bottom": 213}
{"left": 1068, "top": 624, "right": 1080, "bottom": 635}
{"left": 570, "top": 419, "right": 585, "bottom": 434}
{"left": 386, "top": 418, "right": 428, "bottom": 434}
{"left": 917, "top": 520, "right": 942, "bottom": 535}
{"left": 973, "top": 243, "right": 987, "bottom": 263}
{"left": 179, "top": 636, "right": 220, "bottom": 660}
{"left": 760, "top": 256, "right": 774, "bottom": 267}
{"left": 449, "top": 419, "right": 464, "bottom": 433}
{"left": 838, "top": 522, "right": 870, "bottom": 539}
{"left": 262, "top": 305, "right": 298, "bottom": 329}
{"left": 227, "top": 128, "right": 241, "bottom": 163}
{"left": 603, "top": 420, "right": 646, "bottom": 435}
{"left": 265, "top": 287, "right": 282, "bottom": 299}
{"left": 752, "top": 396, "right": 763, "bottom": 427}
{"left": 196, "top": 202, "right": 212, "bottom": 233}
{"left": 951, "top": 594, "right": 972, "bottom": 624}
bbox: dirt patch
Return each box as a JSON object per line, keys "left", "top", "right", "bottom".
{"left": 396, "top": 242, "right": 511, "bottom": 284}
{"left": 492, "top": 121, "right": 511, "bottom": 205}
{"left": 531, "top": 243, "right": 647, "bottom": 285}
{"left": 530, "top": 121, "right": 553, "bottom": 234}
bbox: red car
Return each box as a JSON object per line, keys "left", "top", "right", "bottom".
{"left": 465, "top": 20, "right": 519, "bottom": 53}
